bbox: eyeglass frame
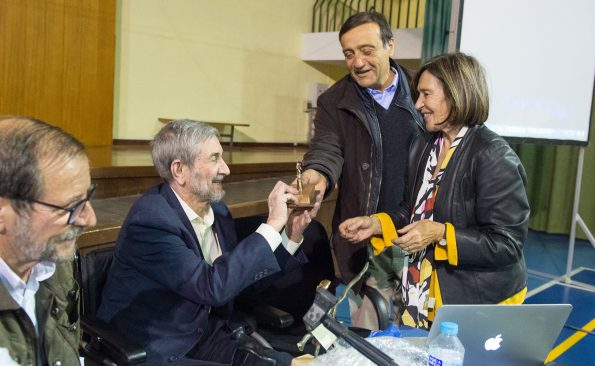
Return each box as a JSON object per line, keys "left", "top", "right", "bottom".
{"left": 26, "top": 183, "right": 97, "bottom": 225}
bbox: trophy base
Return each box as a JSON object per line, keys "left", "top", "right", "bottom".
{"left": 288, "top": 184, "right": 319, "bottom": 209}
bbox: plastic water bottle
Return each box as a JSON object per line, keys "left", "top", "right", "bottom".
{"left": 428, "top": 321, "right": 465, "bottom": 366}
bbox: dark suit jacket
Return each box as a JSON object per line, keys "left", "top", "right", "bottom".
{"left": 97, "top": 183, "right": 306, "bottom": 365}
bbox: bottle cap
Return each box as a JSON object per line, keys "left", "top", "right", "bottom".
{"left": 440, "top": 321, "right": 458, "bottom": 335}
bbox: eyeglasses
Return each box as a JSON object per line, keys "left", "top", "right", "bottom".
{"left": 28, "top": 183, "right": 96, "bottom": 225}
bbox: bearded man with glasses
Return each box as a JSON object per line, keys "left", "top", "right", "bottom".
{"left": 0, "top": 116, "right": 97, "bottom": 366}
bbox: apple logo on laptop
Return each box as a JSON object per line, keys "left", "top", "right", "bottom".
{"left": 484, "top": 334, "right": 503, "bottom": 351}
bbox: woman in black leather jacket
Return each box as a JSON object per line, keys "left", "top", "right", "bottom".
{"left": 339, "top": 52, "right": 530, "bottom": 329}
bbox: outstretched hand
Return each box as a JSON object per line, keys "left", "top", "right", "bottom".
{"left": 293, "top": 169, "right": 328, "bottom": 198}
{"left": 338, "top": 215, "right": 381, "bottom": 243}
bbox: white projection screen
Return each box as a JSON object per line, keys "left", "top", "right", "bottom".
{"left": 458, "top": 0, "right": 595, "bottom": 145}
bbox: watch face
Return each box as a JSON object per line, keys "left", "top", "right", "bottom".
{"left": 438, "top": 238, "right": 447, "bottom": 246}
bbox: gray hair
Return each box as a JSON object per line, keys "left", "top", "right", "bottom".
{"left": 151, "top": 119, "right": 219, "bottom": 182}
{"left": 0, "top": 116, "right": 86, "bottom": 211}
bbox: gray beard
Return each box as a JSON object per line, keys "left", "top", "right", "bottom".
{"left": 190, "top": 174, "right": 226, "bottom": 203}
{"left": 203, "top": 188, "right": 225, "bottom": 203}
{"left": 14, "top": 214, "right": 81, "bottom": 263}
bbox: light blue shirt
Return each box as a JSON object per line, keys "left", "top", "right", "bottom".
{"left": 367, "top": 67, "right": 399, "bottom": 110}
{"left": 0, "top": 257, "right": 55, "bottom": 334}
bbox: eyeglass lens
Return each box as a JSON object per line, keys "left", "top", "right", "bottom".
{"left": 68, "top": 185, "right": 96, "bottom": 224}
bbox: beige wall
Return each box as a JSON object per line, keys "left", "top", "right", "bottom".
{"left": 114, "top": 0, "right": 343, "bottom": 143}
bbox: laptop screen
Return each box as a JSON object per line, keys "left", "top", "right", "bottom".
{"left": 427, "top": 304, "right": 572, "bottom": 366}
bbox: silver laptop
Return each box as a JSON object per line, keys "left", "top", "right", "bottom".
{"left": 427, "top": 304, "right": 572, "bottom": 366}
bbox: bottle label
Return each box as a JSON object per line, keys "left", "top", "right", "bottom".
{"left": 428, "top": 355, "right": 442, "bottom": 366}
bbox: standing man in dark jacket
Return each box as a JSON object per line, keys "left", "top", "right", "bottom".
{"left": 301, "top": 11, "right": 424, "bottom": 328}
{"left": 0, "top": 116, "right": 97, "bottom": 365}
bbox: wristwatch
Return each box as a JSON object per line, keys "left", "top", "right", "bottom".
{"left": 438, "top": 223, "right": 447, "bottom": 246}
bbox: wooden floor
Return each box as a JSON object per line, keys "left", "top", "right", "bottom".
{"left": 82, "top": 144, "right": 337, "bottom": 254}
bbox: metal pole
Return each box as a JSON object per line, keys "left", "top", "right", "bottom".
{"left": 565, "top": 147, "right": 585, "bottom": 282}
{"left": 448, "top": 0, "right": 462, "bottom": 53}
{"left": 348, "top": 0, "right": 356, "bottom": 19}
{"left": 326, "top": 0, "right": 332, "bottom": 32}
{"left": 396, "top": 0, "right": 402, "bottom": 28}
{"left": 312, "top": 0, "right": 321, "bottom": 32}
{"left": 318, "top": 0, "right": 325, "bottom": 33}
{"left": 333, "top": 0, "right": 339, "bottom": 31}
{"left": 388, "top": 0, "right": 394, "bottom": 28}
{"left": 576, "top": 215, "right": 595, "bottom": 248}
{"left": 406, "top": 0, "right": 411, "bottom": 27}
{"left": 415, "top": 0, "right": 421, "bottom": 27}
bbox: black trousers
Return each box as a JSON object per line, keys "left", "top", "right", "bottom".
{"left": 185, "top": 317, "right": 292, "bottom": 366}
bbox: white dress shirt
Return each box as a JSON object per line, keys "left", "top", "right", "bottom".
{"left": 0, "top": 256, "right": 55, "bottom": 334}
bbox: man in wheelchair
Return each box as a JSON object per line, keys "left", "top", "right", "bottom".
{"left": 97, "top": 120, "right": 320, "bottom": 365}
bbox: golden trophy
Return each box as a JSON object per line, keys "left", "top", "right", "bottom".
{"left": 289, "top": 161, "right": 318, "bottom": 209}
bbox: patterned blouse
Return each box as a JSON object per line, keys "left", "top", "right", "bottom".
{"left": 401, "top": 127, "right": 468, "bottom": 329}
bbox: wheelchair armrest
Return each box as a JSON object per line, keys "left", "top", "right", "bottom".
{"left": 238, "top": 300, "right": 294, "bottom": 329}
{"left": 81, "top": 314, "right": 147, "bottom": 364}
{"left": 362, "top": 285, "right": 391, "bottom": 330}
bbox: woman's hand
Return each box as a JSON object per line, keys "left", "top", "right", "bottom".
{"left": 339, "top": 215, "right": 382, "bottom": 242}
{"left": 393, "top": 219, "right": 444, "bottom": 253}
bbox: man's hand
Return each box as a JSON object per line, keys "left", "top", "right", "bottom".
{"left": 338, "top": 215, "right": 382, "bottom": 242}
{"left": 392, "top": 219, "right": 444, "bottom": 254}
{"left": 285, "top": 192, "right": 322, "bottom": 242}
{"left": 266, "top": 181, "right": 299, "bottom": 232}
{"left": 293, "top": 169, "right": 328, "bottom": 199}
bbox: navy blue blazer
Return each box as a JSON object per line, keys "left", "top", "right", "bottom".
{"left": 97, "top": 183, "right": 306, "bottom": 365}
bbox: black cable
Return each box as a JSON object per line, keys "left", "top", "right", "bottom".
{"left": 322, "top": 316, "right": 398, "bottom": 366}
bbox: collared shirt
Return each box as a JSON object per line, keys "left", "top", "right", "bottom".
{"left": 172, "top": 189, "right": 302, "bottom": 265}
{"left": 367, "top": 67, "right": 399, "bottom": 110}
{"left": 173, "top": 191, "right": 221, "bottom": 265}
{"left": 0, "top": 257, "right": 55, "bottom": 334}
{"left": 191, "top": 207, "right": 221, "bottom": 266}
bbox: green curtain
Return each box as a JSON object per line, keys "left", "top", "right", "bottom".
{"left": 421, "top": 0, "right": 451, "bottom": 62}
{"left": 421, "top": 1, "right": 595, "bottom": 240}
